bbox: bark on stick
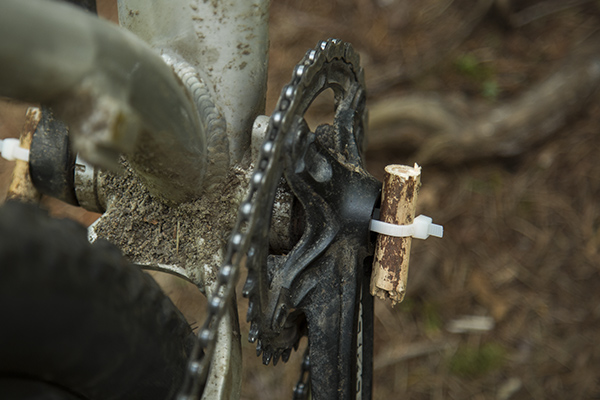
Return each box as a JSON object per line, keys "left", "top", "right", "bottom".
{"left": 370, "top": 164, "right": 421, "bottom": 305}
{"left": 7, "top": 107, "right": 42, "bottom": 203}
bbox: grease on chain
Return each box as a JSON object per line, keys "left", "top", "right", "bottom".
{"left": 177, "top": 38, "right": 359, "bottom": 399}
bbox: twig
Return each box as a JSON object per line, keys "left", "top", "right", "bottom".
{"left": 370, "top": 164, "right": 421, "bottom": 305}
{"left": 374, "top": 339, "right": 457, "bottom": 370}
{"left": 7, "top": 107, "right": 42, "bottom": 203}
{"left": 367, "top": 29, "right": 600, "bottom": 165}
{"left": 510, "top": 0, "right": 595, "bottom": 28}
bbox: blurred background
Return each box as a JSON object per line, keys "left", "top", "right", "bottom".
{"left": 1, "top": 0, "right": 600, "bottom": 399}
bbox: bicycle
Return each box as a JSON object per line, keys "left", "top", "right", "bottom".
{"left": 0, "top": 1, "right": 442, "bottom": 399}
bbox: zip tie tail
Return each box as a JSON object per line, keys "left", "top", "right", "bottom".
{"left": 0, "top": 138, "right": 30, "bottom": 162}
{"left": 370, "top": 214, "right": 444, "bottom": 240}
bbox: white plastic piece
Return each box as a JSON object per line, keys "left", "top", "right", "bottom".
{"left": 0, "top": 138, "right": 30, "bottom": 162}
{"left": 370, "top": 214, "right": 444, "bottom": 240}
{"left": 446, "top": 315, "right": 495, "bottom": 333}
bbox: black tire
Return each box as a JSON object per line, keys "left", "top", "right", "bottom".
{"left": 0, "top": 201, "right": 196, "bottom": 400}
{"left": 0, "top": 377, "right": 83, "bottom": 400}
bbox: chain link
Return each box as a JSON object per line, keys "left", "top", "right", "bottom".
{"left": 177, "top": 38, "right": 361, "bottom": 399}
{"left": 293, "top": 347, "right": 311, "bottom": 400}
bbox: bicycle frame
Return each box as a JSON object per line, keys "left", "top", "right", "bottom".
{"left": 117, "top": 0, "right": 270, "bottom": 165}
{"left": 115, "top": 3, "right": 270, "bottom": 397}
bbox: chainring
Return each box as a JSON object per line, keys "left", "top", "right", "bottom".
{"left": 243, "top": 38, "right": 381, "bottom": 399}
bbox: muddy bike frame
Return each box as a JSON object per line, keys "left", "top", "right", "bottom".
{"left": 0, "top": 0, "right": 272, "bottom": 398}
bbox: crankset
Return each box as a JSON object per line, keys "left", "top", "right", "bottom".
{"left": 243, "top": 39, "right": 381, "bottom": 400}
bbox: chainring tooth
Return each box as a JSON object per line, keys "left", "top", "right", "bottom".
{"left": 272, "top": 349, "right": 283, "bottom": 366}
{"left": 256, "top": 339, "right": 263, "bottom": 356}
{"left": 281, "top": 348, "right": 292, "bottom": 363}
{"left": 245, "top": 298, "right": 256, "bottom": 322}
{"left": 262, "top": 350, "right": 272, "bottom": 365}
{"left": 248, "top": 321, "right": 259, "bottom": 343}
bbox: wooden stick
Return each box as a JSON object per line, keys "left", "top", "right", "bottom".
{"left": 7, "top": 107, "right": 42, "bottom": 203}
{"left": 370, "top": 164, "right": 421, "bottom": 305}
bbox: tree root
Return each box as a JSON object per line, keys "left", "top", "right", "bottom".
{"left": 367, "top": 30, "right": 600, "bottom": 165}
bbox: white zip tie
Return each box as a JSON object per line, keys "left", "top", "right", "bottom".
{"left": 0, "top": 138, "right": 30, "bottom": 162}
{"left": 370, "top": 214, "right": 443, "bottom": 240}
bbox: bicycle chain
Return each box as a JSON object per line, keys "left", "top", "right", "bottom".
{"left": 293, "top": 348, "right": 311, "bottom": 400}
{"left": 177, "top": 38, "right": 364, "bottom": 399}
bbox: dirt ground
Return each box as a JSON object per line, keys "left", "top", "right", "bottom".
{"left": 2, "top": 1, "right": 600, "bottom": 399}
